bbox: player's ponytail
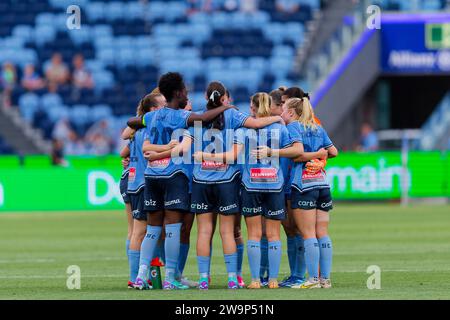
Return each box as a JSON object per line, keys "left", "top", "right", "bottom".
{"left": 206, "top": 81, "right": 226, "bottom": 130}
{"left": 286, "top": 97, "right": 318, "bottom": 130}
{"left": 251, "top": 92, "right": 272, "bottom": 118}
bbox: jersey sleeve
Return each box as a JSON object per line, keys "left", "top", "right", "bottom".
{"left": 234, "top": 127, "right": 246, "bottom": 145}
{"left": 178, "top": 109, "right": 192, "bottom": 129}
{"left": 287, "top": 123, "right": 303, "bottom": 144}
{"left": 321, "top": 127, "right": 334, "bottom": 148}
{"left": 280, "top": 126, "right": 293, "bottom": 148}
{"left": 142, "top": 113, "right": 151, "bottom": 127}
{"left": 230, "top": 109, "right": 250, "bottom": 129}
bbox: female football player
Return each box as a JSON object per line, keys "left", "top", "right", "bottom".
{"left": 120, "top": 93, "right": 165, "bottom": 288}
{"left": 128, "top": 73, "right": 237, "bottom": 290}
{"left": 147, "top": 81, "right": 283, "bottom": 289}
{"left": 238, "top": 92, "right": 293, "bottom": 289}
{"left": 256, "top": 97, "right": 338, "bottom": 289}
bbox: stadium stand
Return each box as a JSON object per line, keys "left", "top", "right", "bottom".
{"left": 0, "top": 0, "right": 448, "bottom": 155}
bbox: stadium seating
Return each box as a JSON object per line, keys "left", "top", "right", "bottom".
{"left": 0, "top": 0, "right": 447, "bottom": 154}
{"left": 0, "top": 136, "right": 14, "bottom": 154}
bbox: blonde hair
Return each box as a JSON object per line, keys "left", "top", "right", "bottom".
{"left": 136, "top": 93, "right": 164, "bottom": 116}
{"left": 251, "top": 92, "right": 272, "bottom": 118}
{"left": 286, "top": 97, "right": 318, "bottom": 130}
{"left": 150, "top": 87, "right": 160, "bottom": 94}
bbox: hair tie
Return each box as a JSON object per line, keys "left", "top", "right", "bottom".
{"left": 304, "top": 92, "right": 310, "bottom": 99}
{"left": 209, "top": 90, "right": 220, "bottom": 101}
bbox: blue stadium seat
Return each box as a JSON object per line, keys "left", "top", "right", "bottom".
{"left": 92, "top": 104, "right": 113, "bottom": 121}
{"left": 92, "top": 25, "right": 113, "bottom": 39}
{"left": 86, "top": 2, "right": 105, "bottom": 21}
{"left": 125, "top": 2, "right": 144, "bottom": 20}
{"left": 19, "top": 92, "right": 40, "bottom": 123}
{"left": 69, "top": 25, "right": 92, "bottom": 45}
{"left": 34, "top": 25, "right": 56, "bottom": 46}
{"left": 47, "top": 104, "right": 70, "bottom": 123}
{"left": 12, "top": 25, "right": 33, "bottom": 42}
{"left": 41, "top": 92, "right": 63, "bottom": 109}
{"left": 70, "top": 104, "right": 90, "bottom": 126}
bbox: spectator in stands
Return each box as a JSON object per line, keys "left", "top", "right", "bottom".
{"left": 239, "top": 0, "right": 258, "bottom": 12}
{"left": 52, "top": 117, "right": 75, "bottom": 144}
{"left": 21, "top": 64, "right": 45, "bottom": 91}
{"left": 187, "top": 0, "right": 224, "bottom": 12}
{"left": 85, "top": 119, "right": 113, "bottom": 154}
{"left": 45, "top": 53, "right": 70, "bottom": 87}
{"left": 358, "top": 123, "right": 379, "bottom": 151}
{"left": 64, "top": 130, "right": 87, "bottom": 155}
{"left": 222, "top": 0, "right": 258, "bottom": 12}
{"left": 88, "top": 133, "right": 112, "bottom": 155}
{"left": 275, "top": 0, "right": 302, "bottom": 13}
{"left": 1, "top": 62, "right": 17, "bottom": 108}
{"left": 72, "top": 54, "right": 94, "bottom": 89}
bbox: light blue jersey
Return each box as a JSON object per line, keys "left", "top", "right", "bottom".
{"left": 189, "top": 108, "right": 249, "bottom": 184}
{"left": 143, "top": 107, "right": 191, "bottom": 179}
{"left": 237, "top": 123, "right": 292, "bottom": 193}
{"left": 287, "top": 122, "right": 333, "bottom": 192}
{"left": 127, "top": 129, "right": 147, "bottom": 194}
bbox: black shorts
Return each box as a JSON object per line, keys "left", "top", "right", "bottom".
{"left": 190, "top": 177, "right": 240, "bottom": 215}
{"left": 241, "top": 187, "right": 286, "bottom": 220}
{"left": 130, "top": 190, "right": 147, "bottom": 221}
{"left": 120, "top": 173, "right": 130, "bottom": 204}
{"left": 144, "top": 172, "right": 190, "bottom": 212}
{"left": 290, "top": 188, "right": 333, "bottom": 211}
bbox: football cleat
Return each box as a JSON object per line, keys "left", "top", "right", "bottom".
{"left": 180, "top": 276, "right": 199, "bottom": 288}
{"left": 227, "top": 277, "right": 238, "bottom": 289}
{"left": 292, "top": 278, "right": 321, "bottom": 289}
{"left": 198, "top": 277, "right": 209, "bottom": 290}
{"left": 127, "top": 281, "right": 134, "bottom": 289}
{"left": 237, "top": 275, "right": 245, "bottom": 288}
{"left": 268, "top": 280, "right": 279, "bottom": 289}
{"left": 279, "top": 276, "right": 293, "bottom": 287}
{"left": 320, "top": 278, "right": 332, "bottom": 289}
{"left": 260, "top": 276, "right": 269, "bottom": 287}
{"left": 133, "top": 277, "right": 151, "bottom": 290}
{"left": 247, "top": 281, "right": 261, "bottom": 289}
{"left": 163, "top": 279, "right": 189, "bottom": 290}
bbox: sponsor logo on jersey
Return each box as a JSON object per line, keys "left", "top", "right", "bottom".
{"left": 250, "top": 168, "right": 278, "bottom": 183}
{"left": 301, "top": 170, "right": 326, "bottom": 184}
{"left": 128, "top": 167, "right": 136, "bottom": 182}
{"left": 201, "top": 160, "right": 228, "bottom": 171}
{"left": 149, "top": 157, "right": 170, "bottom": 168}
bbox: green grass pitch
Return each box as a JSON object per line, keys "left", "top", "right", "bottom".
{"left": 1, "top": 204, "right": 450, "bottom": 300}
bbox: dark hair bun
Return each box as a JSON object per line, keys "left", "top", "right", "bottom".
{"left": 303, "top": 92, "right": 310, "bottom": 99}
{"left": 209, "top": 90, "right": 221, "bottom": 106}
